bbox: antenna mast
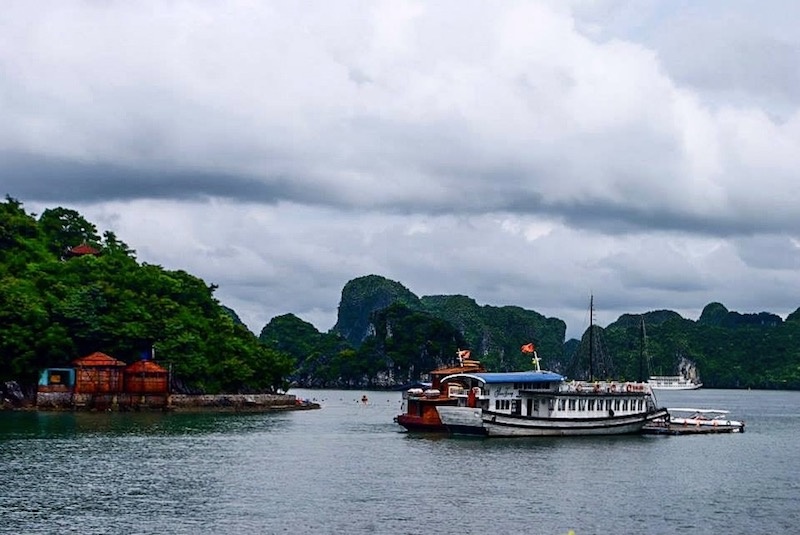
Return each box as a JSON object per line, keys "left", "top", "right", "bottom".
{"left": 588, "top": 295, "right": 594, "bottom": 381}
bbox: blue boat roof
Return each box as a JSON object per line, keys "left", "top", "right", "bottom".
{"left": 441, "top": 370, "right": 563, "bottom": 384}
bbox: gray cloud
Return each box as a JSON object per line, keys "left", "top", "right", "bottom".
{"left": 6, "top": 1, "right": 800, "bottom": 339}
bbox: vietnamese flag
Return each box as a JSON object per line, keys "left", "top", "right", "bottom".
{"left": 521, "top": 343, "right": 535, "bottom": 353}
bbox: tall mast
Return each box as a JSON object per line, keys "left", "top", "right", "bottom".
{"left": 588, "top": 294, "right": 594, "bottom": 381}
{"left": 638, "top": 316, "right": 645, "bottom": 382}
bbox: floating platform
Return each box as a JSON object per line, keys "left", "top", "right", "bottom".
{"left": 642, "top": 408, "right": 745, "bottom": 435}
{"left": 642, "top": 422, "right": 745, "bottom": 435}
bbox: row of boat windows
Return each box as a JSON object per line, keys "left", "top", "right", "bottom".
{"left": 494, "top": 398, "right": 645, "bottom": 412}
{"left": 512, "top": 383, "right": 551, "bottom": 390}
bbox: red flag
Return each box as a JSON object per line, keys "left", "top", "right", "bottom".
{"left": 521, "top": 343, "right": 535, "bottom": 353}
{"left": 457, "top": 349, "right": 471, "bottom": 359}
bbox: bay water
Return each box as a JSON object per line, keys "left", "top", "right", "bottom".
{"left": 1, "top": 388, "right": 798, "bottom": 534}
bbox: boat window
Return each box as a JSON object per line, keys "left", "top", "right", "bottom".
{"left": 495, "top": 400, "right": 501, "bottom": 411}
{"left": 578, "top": 399, "right": 586, "bottom": 411}
{"left": 558, "top": 399, "right": 566, "bottom": 411}
{"left": 622, "top": 399, "right": 628, "bottom": 411}
{"left": 614, "top": 399, "right": 620, "bottom": 411}
{"left": 588, "top": 399, "right": 595, "bottom": 411}
{"left": 597, "top": 399, "right": 604, "bottom": 411}
{"left": 568, "top": 399, "right": 576, "bottom": 411}
{"left": 533, "top": 399, "right": 539, "bottom": 412}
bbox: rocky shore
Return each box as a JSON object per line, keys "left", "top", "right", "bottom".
{"left": 168, "top": 393, "right": 320, "bottom": 412}
{"left": 1, "top": 381, "right": 320, "bottom": 412}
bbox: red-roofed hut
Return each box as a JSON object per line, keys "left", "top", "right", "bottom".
{"left": 73, "top": 352, "right": 126, "bottom": 394}
{"left": 124, "top": 360, "right": 169, "bottom": 394}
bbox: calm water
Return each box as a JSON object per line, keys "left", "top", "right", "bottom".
{"left": 1, "top": 388, "right": 799, "bottom": 535}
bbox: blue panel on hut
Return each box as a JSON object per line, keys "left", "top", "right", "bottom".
{"left": 38, "top": 368, "right": 76, "bottom": 387}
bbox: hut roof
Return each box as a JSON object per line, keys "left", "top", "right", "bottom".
{"left": 73, "top": 352, "right": 126, "bottom": 367}
{"left": 68, "top": 243, "right": 100, "bottom": 256}
{"left": 125, "top": 360, "right": 167, "bottom": 374}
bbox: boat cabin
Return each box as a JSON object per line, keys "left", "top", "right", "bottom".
{"left": 441, "top": 371, "right": 658, "bottom": 420}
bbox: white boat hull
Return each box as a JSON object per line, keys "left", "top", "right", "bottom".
{"left": 435, "top": 406, "right": 486, "bottom": 436}
{"left": 482, "top": 410, "right": 668, "bottom": 437}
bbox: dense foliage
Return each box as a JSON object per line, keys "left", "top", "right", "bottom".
{"left": 0, "top": 197, "right": 293, "bottom": 394}
{"left": 603, "top": 305, "right": 800, "bottom": 389}
{"left": 318, "top": 275, "right": 800, "bottom": 390}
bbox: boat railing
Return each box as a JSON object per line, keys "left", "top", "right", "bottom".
{"left": 560, "top": 381, "right": 652, "bottom": 395}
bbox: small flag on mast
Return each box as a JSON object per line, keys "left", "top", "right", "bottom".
{"left": 521, "top": 343, "right": 535, "bottom": 353}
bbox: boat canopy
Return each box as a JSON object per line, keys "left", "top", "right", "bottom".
{"left": 668, "top": 408, "right": 730, "bottom": 414}
{"left": 440, "top": 371, "right": 564, "bottom": 385}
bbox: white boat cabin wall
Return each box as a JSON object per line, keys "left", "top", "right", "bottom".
{"left": 443, "top": 372, "right": 658, "bottom": 420}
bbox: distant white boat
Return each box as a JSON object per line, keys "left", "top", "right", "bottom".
{"left": 639, "top": 317, "right": 702, "bottom": 390}
{"left": 647, "top": 375, "right": 702, "bottom": 390}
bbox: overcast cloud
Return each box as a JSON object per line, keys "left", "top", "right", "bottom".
{"left": 2, "top": 1, "right": 799, "bottom": 339}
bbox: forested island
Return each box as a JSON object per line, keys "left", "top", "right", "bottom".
{"left": 3, "top": 196, "right": 800, "bottom": 407}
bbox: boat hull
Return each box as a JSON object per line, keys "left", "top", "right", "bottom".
{"left": 395, "top": 413, "right": 447, "bottom": 432}
{"left": 435, "top": 406, "right": 487, "bottom": 436}
{"left": 396, "top": 396, "right": 460, "bottom": 432}
{"left": 482, "top": 409, "right": 668, "bottom": 437}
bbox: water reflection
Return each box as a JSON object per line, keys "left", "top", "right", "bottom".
{"left": 0, "top": 410, "right": 293, "bottom": 440}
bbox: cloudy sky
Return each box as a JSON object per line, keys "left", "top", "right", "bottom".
{"left": 3, "top": 1, "right": 800, "bottom": 339}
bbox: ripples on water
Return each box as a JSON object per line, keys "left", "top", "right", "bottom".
{"left": 2, "top": 389, "right": 799, "bottom": 534}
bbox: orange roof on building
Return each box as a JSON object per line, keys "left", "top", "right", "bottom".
{"left": 72, "top": 352, "right": 126, "bottom": 367}
{"left": 125, "top": 360, "right": 167, "bottom": 374}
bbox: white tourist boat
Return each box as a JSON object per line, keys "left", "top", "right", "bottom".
{"left": 435, "top": 355, "right": 669, "bottom": 437}
{"left": 647, "top": 375, "right": 702, "bottom": 390}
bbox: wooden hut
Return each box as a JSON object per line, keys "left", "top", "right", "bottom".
{"left": 124, "top": 360, "right": 169, "bottom": 394}
{"left": 73, "top": 352, "right": 126, "bottom": 394}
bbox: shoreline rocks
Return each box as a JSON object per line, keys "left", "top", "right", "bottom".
{"left": 4, "top": 390, "right": 320, "bottom": 412}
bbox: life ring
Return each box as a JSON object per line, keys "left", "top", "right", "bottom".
{"left": 576, "top": 384, "right": 583, "bottom": 392}
{"left": 625, "top": 384, "right": 633, "bottom": 393}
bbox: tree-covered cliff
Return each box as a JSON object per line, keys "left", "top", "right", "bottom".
{"left": 316, "top": 275, "right": 800, "bottom": 390}
{"left": 0, "top": 197, "right": 293, "bottom": 394}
